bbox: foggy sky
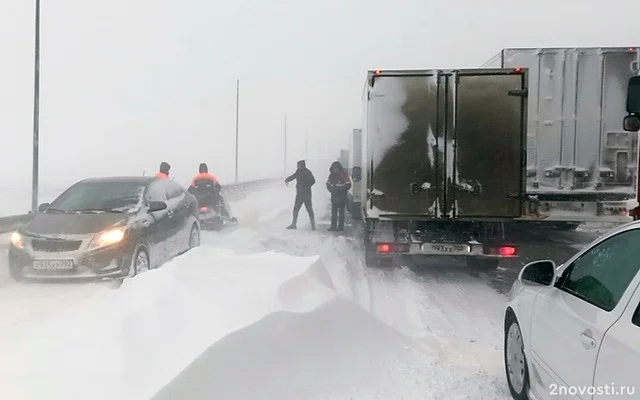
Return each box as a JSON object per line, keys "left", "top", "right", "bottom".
{"left": 1, "top": 0, "right": 636, "bottom": 192}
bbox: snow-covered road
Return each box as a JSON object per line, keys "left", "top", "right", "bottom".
{"left": 0, "top": 182, "right": 534, "bottom": 399}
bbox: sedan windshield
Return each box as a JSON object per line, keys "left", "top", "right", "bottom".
{"left": 49, "top": 181, "right": 145, "bottom": 212}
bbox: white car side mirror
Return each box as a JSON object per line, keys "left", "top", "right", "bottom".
{"left": 518, "top": 259, "right": 557, "bottom": 287}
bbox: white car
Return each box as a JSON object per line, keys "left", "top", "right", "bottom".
{"left": 504, "top": 221, "right": 640, "bottom": 399}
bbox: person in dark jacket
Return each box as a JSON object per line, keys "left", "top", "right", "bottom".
{"left": 155, "top": 161, "right": 171, "bottom": 179}
{"left": 326, "top": 161, "right": 351, "bottom": 231}
{"left": 284, "top": 160, "right": 316, "bottom": 230}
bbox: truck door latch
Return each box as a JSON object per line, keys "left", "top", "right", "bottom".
{"left": 508, "top": 89, "right": 528, "bottom": 97}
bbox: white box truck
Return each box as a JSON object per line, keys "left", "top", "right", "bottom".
{"left": 482, "top": 47, "right": 640, "bottom": 227}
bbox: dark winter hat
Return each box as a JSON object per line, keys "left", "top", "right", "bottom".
{"left": 330, "top": 161, "right": 342, "bottom": 172}
{"left": 199, "top": 163, "right": 208, "bottom": 173}
{"left": 297, "top": 160, "right": 306, "bottom": 168}
{"left": 159, "top": 161, "right": 171, "bottom": 173}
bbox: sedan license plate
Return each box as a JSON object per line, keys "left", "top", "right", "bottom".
{"left": 33, "top": 260, "right": 73, "bottom": 271}
{"left": 422, "top": 243, "right": 470, "bottom": 255}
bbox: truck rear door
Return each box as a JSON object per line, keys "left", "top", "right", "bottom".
{"left": 366, "top": 69, "right": 526, "bottom": 218}
{"left": 452, "top": 69, "right": 527, "bottom": 218}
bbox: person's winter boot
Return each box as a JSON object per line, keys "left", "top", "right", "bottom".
{"left": 310, "top": 219, "right": 316, "bottom": 231}
{"left": 286, "top": 223, "right": 297, "bottom": 229}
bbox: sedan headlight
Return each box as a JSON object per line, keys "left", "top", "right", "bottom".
{"left": 90, "top": 228, "right": 126, "bottom": 249}
{"left": 10, "top": 232, "right": 24, "bottom": 249}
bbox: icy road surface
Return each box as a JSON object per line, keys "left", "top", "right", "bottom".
{"left": 0, "top": 181, "right": 599, "bottom": 399}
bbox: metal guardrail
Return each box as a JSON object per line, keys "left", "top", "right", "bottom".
{"left": 0, "top": 177, "right": 281, "bottom": 235}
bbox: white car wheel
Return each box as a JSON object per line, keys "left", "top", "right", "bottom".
{"left": 505, "top": 315, "right": 530, "bottom": 399}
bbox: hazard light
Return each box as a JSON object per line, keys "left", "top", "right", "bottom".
{"left": 374, "top": 70, "right": 382, "bottom": 75}
{"left": 483, "top": 245, "right": 518, "bottom": 256}
{"left": 514, "top": 67, "right": 522, "bottom": 73}
{"left": 200, "top": 207, "right": 208, "bottom": 212}
{"left": 499, "top": 246, "right": 516, "bottom": 256}
{"left": 376, "top": 243, "right": 410, "bottom": 253}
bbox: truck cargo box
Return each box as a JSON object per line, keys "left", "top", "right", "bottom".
{"left": 482, "top": 47, "right": 640, "bottom": 222}
{"left": 362, "top": 68, "right": 527, "bottom": 220}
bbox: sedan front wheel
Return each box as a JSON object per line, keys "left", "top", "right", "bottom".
{"left": 505, "top": 313, "right": 530, "bottom": 400}
{"left": 128, "top": 246, "right": 150, "bottom": 278}
{"left": 189, "top": 224, "right": 200, "bottom": 249}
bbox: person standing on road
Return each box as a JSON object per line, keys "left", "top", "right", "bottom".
{"left": 155, "top": 162, "right": 171, "bottom": 179}
{"left": 326, "top": 160, "right": 351, "bottom": 232}
{"left": 284, "top": 160, "right": 316, "bottom": 230}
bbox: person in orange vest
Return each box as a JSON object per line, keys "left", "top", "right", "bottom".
{"left": 189, "top": 163, "right": 230, "bottom": 218}
{"left": 190, "top": 163, "right": 219, "bottom": 188}
{"left": 155, "top": 162, "right": 171, "bottom": 179}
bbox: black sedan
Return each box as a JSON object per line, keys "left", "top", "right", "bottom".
{"left": 8, "top": 176, "right": 201, "bottom": 282}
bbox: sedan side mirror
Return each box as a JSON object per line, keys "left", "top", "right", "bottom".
{"left": 518, "top": 259, "right": 557, "bottom": 286}
{"left": 38, "top": 202, "right": 50, "bottom": 213}
{"left": 148, "top": 201, "right": 168, "bottom": 213}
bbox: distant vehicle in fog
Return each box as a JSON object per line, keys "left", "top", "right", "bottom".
{"left": 8, "top": 176, "right": 200, "bottom": 282}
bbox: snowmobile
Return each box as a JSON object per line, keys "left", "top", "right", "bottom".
{"left": 188, "top": 180, "right": 238, "bottom": 231}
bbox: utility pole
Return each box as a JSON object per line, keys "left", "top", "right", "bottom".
{"left": 284, "top": 114, "right": 287, "bottom": 176}
{"left": 31, "top": 0, "right": 41, "bottom": 213}
{"left": 234, "top": 79, "right": 239, "bottom": 184}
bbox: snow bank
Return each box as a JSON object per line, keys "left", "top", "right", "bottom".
{"left": 153, "top": 296, "right": 510, "bottom": 400}
{"left": 0, "top": 247, "right": 326, "bottom": 400}
{"left": 194, "top": 185, "right": 513, "bottom": 398}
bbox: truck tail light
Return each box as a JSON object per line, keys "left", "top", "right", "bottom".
{"left": 376, "top": 243, "right": 410, "bottom": 253}
{"left": 483, "top": 245, "right": 518, "bottom": 256}
{"left": 499, "top": 246, "right": 516, "bottom": 256}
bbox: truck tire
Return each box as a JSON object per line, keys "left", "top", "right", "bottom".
{"left": 351, "top": 202, "right": 362, "bottom": 220}
{"left": 466, "top": 257, "right": 500, "bottom": 271}
{"left": 555, "top": 222, "right": 579, "bottom": 231}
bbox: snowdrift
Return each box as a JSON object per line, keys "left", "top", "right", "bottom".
{"left": 153, "top": 297, "right": 509, "bottom": 400}
{"left": 0, "top": 247, "right": 326, "bottom": 400}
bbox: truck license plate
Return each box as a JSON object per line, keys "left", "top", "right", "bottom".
{"left": 422, "top": 244, "right": 470, "bottom": 254}
{"left": 33, "top": 260, "right": 73, "bottom": 271}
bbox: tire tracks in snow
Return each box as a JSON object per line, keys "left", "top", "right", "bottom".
{"left": 401, "top": 260, "right": 507, "bottom": 373}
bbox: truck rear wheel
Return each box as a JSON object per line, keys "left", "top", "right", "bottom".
{"left": 555, "top": 222, "right": 579, "bottom": 231}
{"left": 466, "top": 257, "right": 500, "bottom": 271}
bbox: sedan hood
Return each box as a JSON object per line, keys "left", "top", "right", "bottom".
{"left": 22, "top": 213, "right": 128, "bottom": 235}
